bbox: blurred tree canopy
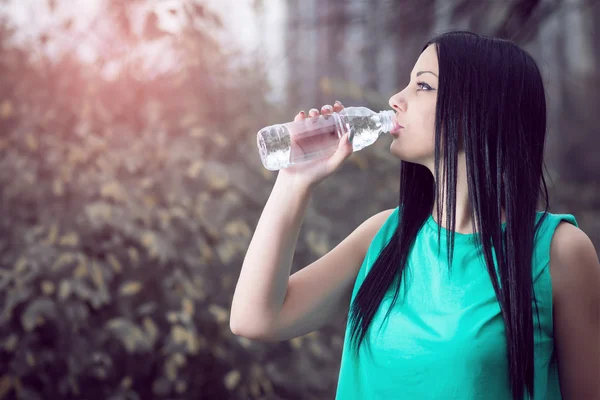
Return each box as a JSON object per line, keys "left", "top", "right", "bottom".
{"left": 0, "top": 1, "right": 283, "bottom": 399}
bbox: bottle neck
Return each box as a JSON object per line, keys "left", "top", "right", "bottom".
{"left": 378, "top": 110, "right": 395, "bottom": 133}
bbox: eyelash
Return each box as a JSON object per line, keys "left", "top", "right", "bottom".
{"left": 417, "top": 82, "right": 433, "bottom": 91}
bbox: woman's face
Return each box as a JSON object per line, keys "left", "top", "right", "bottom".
{"left": 388, "top": 44, "right": 439, "bottom": 169}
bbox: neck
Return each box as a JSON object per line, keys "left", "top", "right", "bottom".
{"left": 428, "top": 153, "right": 505, "bottom": 234}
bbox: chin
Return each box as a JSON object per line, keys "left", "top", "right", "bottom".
{"left": 389, "top": 142, "right": 433, "bottom": 166}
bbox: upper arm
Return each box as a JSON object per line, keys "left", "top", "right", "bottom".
{"left": 263, "top": 209, "right": 395, "bottom": 342}
{"left": 550, "top": 222, "right": 600, "bottom": 399}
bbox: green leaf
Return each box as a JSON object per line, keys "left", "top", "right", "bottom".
{"left": 21, "top": 298, "right": 57, "bottom": 332}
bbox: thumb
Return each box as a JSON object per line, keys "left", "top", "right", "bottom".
{"left": 329, "top": 132, "right": 353, "bottom": 167}
{"left": 340, "top": 131, "right": 353, "bottom": 153}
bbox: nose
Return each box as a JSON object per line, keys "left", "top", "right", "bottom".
{"left": 388, "top": 91, "right": 406, "bottom": 113}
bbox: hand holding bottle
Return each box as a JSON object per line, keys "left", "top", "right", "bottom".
{"left": 257, "top": 103, "right": 393, "bottom": 177}
{"left": 278, "top": 101, "right": 354, "bottom": 190}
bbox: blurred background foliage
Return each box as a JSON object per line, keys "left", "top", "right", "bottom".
{"left": 0, "top": 0, "right": 598, "bottom": 399}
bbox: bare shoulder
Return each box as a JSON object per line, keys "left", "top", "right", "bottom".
{"left": 549, "top": 222, "right": 600, "bottom": 397}
{"left": 550, "top": 222, "right": 600, "bottom": 304}
{"left": 365, "top": 208, "right": 396, "bottom": 235}
{"left": 370, "top": 207, "right": 396, "bottom": 225}
{"left": 352, "top": 208, "right": 396, "bottom": 253}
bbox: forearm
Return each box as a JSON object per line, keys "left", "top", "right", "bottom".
{"left": 230, "top": 172, "right": 313, "bottom": 336}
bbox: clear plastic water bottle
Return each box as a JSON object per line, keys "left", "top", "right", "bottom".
{"left": 257, "top": 106, "right": 395, "bottom": 171}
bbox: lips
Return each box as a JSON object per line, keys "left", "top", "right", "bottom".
{"left": 390, "top": 119, "right": 404, "bottom": 135}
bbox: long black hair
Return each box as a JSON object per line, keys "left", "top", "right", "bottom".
{"left": 348, "top": 31, "right": 550, "bottom": 400}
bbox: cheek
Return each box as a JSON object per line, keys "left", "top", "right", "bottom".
{"left": 419, "top": 105, "right": 437, "bottom": 145}
{"left": 413, "top": 105, "right": 436, "bottom": 144}
{"left": 421, "top": 104, "right": 436, "bottom": 132}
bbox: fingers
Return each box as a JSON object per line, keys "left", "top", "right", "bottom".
{"left": 295, "top": 101, "right": 344, "bottom": 121}
{"left": 294, "top": 110, "right": 306, "bottom": 122}
{"left": 333, "top": 100, "right": 344, "bottom": 113}
{"left": 321, "top": 104, "right": 333, "bottom": 115}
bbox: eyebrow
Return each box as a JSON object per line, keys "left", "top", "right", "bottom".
{"left": 416, "top": 71, "right": 438, "bottom": 78}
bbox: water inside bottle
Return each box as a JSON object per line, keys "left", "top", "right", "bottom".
{"left": 288, "top": 114, "right": 347, "bottom": 165}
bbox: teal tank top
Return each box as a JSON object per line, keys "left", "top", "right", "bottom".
{"left": 335, "top": 207, "right": 577, "bottom": 399}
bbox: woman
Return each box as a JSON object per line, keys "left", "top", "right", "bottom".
{"left": 230, "top": 31, "right": 599, "bottom": 399}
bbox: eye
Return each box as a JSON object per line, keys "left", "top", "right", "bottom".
{"left": 417, "top": 82, "right": 433, "bottom": 91}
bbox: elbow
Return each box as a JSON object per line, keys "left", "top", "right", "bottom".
{"left": 229, "top": 319, "right": 253, "bottom": 338}
{"left": 229, "top": 318, "right": 278, "bottom": 342}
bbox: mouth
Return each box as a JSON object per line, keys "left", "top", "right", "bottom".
{"left": 390, "top": 119, "right": 404, "bottom": 136}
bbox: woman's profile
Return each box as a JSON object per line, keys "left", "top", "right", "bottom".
{"left": 230, "top": 31, "right": 600, "bottom": 399}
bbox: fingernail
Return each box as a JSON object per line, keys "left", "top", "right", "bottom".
{"left": 300, "top": 111, "right": 305, "bottom": 116}
{"left": 324, "top": 105, "right": 333, "bottom": 112}
{"left": 334, "top": 100, "right": 342, "bottom": 105}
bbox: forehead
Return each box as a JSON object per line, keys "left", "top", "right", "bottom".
{"left": 412, "top": 44, "right": 438, "bottom": 75}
